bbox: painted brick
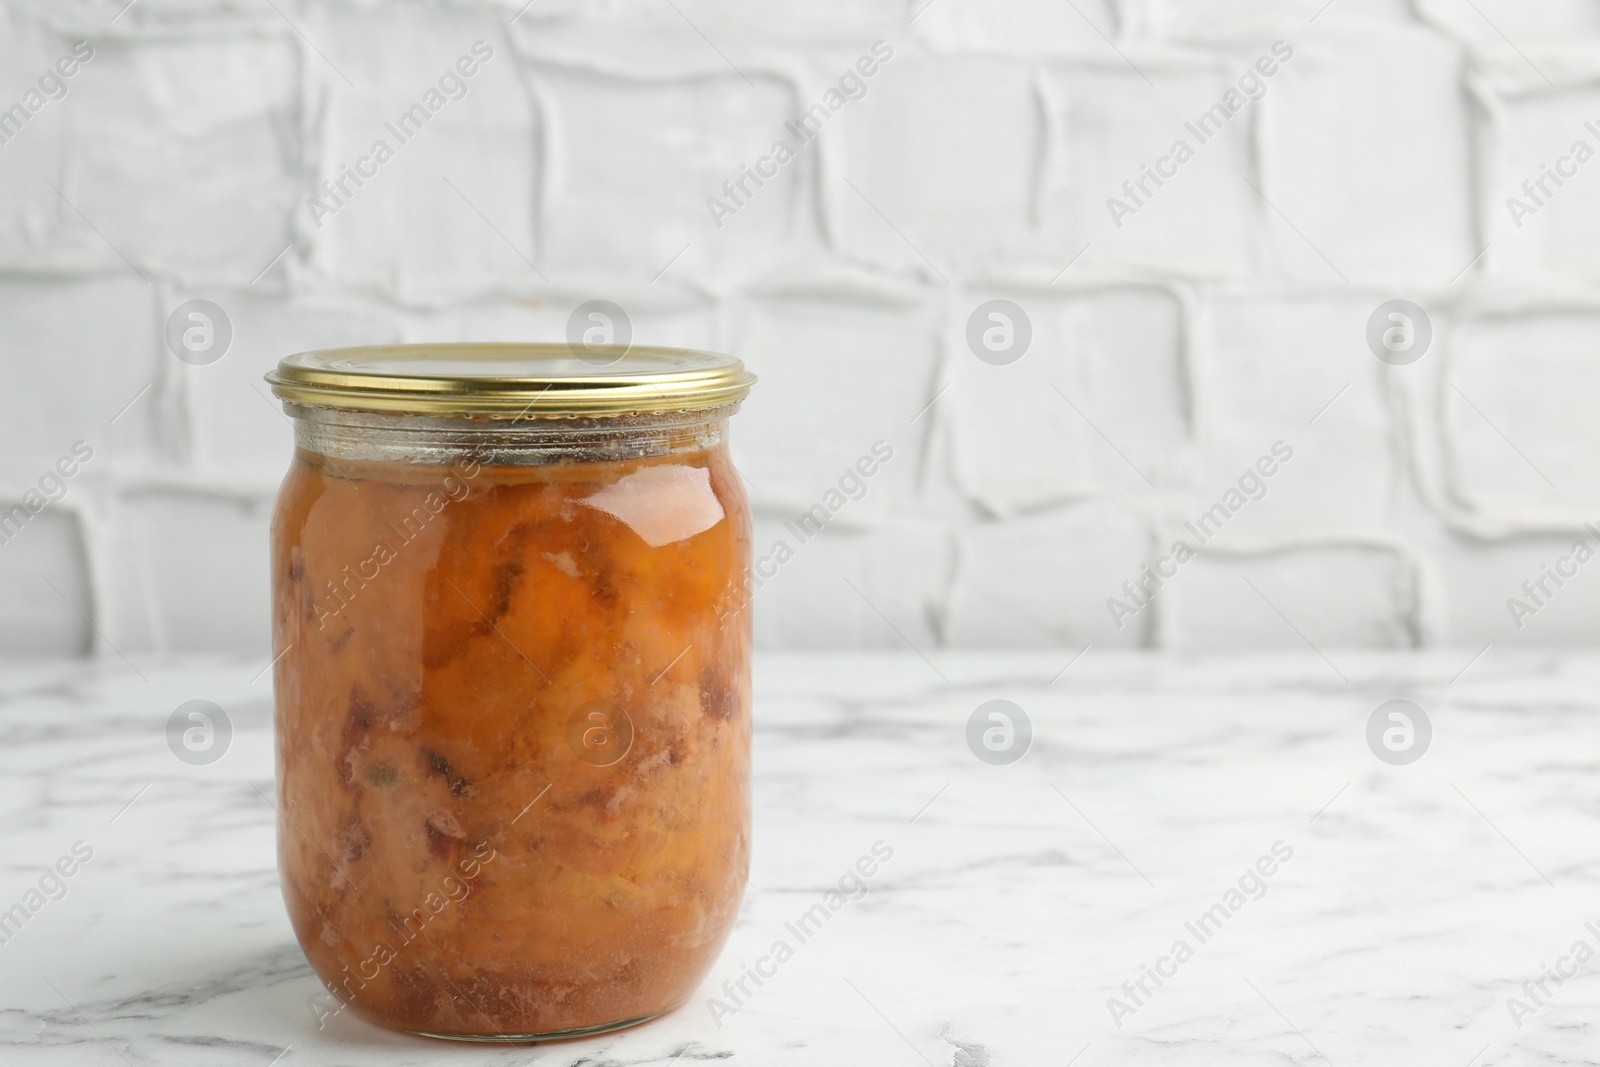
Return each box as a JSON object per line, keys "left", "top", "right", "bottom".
{"left": 1443, "top": 311, "right": 1600, "bottom": 521}
{"left": 1258, "top": 27, "right": 1474, "bottom": 284}
{"left": 65, "top": 33, "right": 300, "bottom": 283}
{"left": 749, "top": 516, "right": 949, "bottom": 651}
{"left": 506, "top": 16, "right": 757, "bottom": 75}
{"left": 1172, "top": 544, "right": 1415, "bottom": 649}
{"left": 14, "top": 0, "right": 274, "bottom": 18}
{"left": 531, "top": 62, "right": 802, "bottom": 284}
{"left": 1194, "top": 294, "right": 1395, "bottom": 538}
{"left": 915, "top": 0, "right": 1119, "bottom": 54}
{"left": 1, "top": 1, "right": 1597, "bottom": 653}
{"left": 176, "top": 289, "right": 402, "bottom": 484}
{"left": 509, "top": 0, "right": 906, "bottom": 41}
{"left": 1042, "top": 63, "right": 1258, "bottom": 277}
{"left": 1422, "top": 528, "right": 1600, "bottom": 647}
{"left": 726, "top": 292, "right": 939, "bottom": 513}
{"left": 398, "top": 292, "right": 716, "bottom": 349}
{"left": 945, "top": 501, "right": 1152, "bottom": 648}
{"left": 1484, "top": 86, "right": 1600, "bottom": 281}
{"left": 102, "top": 489, "right": 271, "bottom": 654}
{"left": 949, "top": 286, "right": 1188, "bottom": 510}
{"left": 0, "top": 507, "right": 92, "bottom": 655}
{"left": 0, "top": 14, "right": 80, "bottom": 257}
{"left": 0, "top": 275, "right": 159, "bottom": 480}
{"left": 1130, "top": 0, "right": 1412, "bottom": 41}
{"left": 670, "top": 0, "right": 906, "bottom": 41}
{"left": 393, "top": 292, "right": 720, "bottom": 429}
{"left": 308, "top": 11, "right": 536, "bottom": 301}
{"left": 830, "top": 50, "right": 1044, "bottom": 276}
{"left": 1415, "top": 0, "right": 1600, "bottom": 44}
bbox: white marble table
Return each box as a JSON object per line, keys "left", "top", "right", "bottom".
{"left": 2, "top": 650, "right": 1597, "bottom": 1066}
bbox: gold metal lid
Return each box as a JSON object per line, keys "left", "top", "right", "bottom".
{"left": 266, "top": 343, "right": 755, "bottom": 418}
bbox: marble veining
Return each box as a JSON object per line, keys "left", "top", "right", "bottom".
{"left": 1, "top": 649, "right": 1597, "bottom": 1065}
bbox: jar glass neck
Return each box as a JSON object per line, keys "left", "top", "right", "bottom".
{"left": 287, "top": 405, "right": 731, "bottom": 466}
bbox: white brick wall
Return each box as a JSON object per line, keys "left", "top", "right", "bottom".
{"left": 3, "top": 0, "right": 1598, "bottom": 655}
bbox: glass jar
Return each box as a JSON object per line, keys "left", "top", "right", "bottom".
{"left": 265, "top": 345, "right": 755, "bottom": 1041}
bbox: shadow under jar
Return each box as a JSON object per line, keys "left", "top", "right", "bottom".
{"left": 265, "top": 345, "right": 755, "bottom": 1041}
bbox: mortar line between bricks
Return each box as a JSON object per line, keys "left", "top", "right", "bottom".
{"left": 1050, "top": 243, "right": 1092, "bottom": 283}
{"left": 264, "top": 0, "right": 357, "bottom": 89}
{"left": 909, "top": 381, "right": 954, "bottom": 424}
{"left": 1463, "top": 0, "right": 1556, "bottom": 89}
{"left": 661, "top": 0, "right": 755, "bottom": 88}
{"left": 1062, "top": 0, "right": 1152, "bottom": 86}
{"left": 42, "top": 179, "right": 149, "bottom": 283}
{"left": 842, "top": 177, "right": 948, "bottom": 283}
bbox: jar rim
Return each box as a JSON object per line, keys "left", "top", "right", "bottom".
{"left": 266, "top": 343, "right": 755, "bottom": 418}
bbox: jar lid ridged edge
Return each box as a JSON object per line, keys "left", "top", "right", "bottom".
{"left": 265, "top": 343, "right": 756, "bottom": 418}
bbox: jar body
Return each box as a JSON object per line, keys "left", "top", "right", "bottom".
{"left": 270, "top": 410, "right": 751, "bottom": 1039}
